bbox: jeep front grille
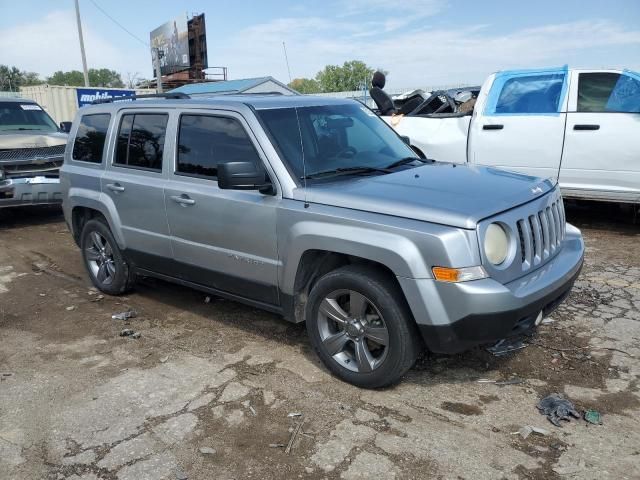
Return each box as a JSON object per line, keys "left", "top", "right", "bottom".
{"left": 516, "top": 198, "right": 565, "bottom": 271}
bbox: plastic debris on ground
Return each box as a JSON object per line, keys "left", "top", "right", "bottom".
{"left": 541, "top": 318, "right": 555, "bottom": 325}
{"left": 486, "top": 337, "right": 527, "bottom": 356}
{"left": 512, "top": 425, "right": 550, "bottom": 439}
{"left": 119, "top": 329, "right": 134, "bottom": 337}
{"left": 537, "top": 394, "right": 581, "bottom": 427}
{"left": 584, "top": 409, "right": 602, "bottom": 425}
{"left": 112, "top": 309, "right": 137, "bottom": 321}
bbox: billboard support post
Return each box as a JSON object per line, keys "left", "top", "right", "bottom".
{"left": 152, "top": 48, "right": 164, "bottom": 93}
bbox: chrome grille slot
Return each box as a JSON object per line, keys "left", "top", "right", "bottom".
{"left": 515, "top": 196, "right": 566, "bottom": 272}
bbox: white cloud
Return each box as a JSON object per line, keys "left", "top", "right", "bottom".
{"left": 0, "top": 10, "right": 149, "bottom": 79}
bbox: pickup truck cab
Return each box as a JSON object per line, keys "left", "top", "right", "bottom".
{"left": 383, "top": 67, "right": 640, "bottom": 204}
{"left": 61, "top": 94, "right": 584, "bottom": 388}
{"left": 0, "top": 97, "right": 68, "bottom": 207}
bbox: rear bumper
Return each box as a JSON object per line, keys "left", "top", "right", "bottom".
{"left": 399, "top": 224, "right": 584, "bottom": 354}
{"left": 0, "top": 177, "right": 62, "bottom": 207}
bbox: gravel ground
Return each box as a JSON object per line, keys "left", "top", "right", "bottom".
{"left": 0, "top": 201, "right": 639, "bottom": 480}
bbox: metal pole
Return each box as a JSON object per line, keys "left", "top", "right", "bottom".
{"left": 282, "top": 42, "right": 292, "bottom": 84}
{"left": 153, "top": 48, "right": 163, "bottom": 93}
{"left": 74, "top": 0, "right": 90, "bottom": 87}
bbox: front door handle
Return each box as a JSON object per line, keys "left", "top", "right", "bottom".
{"left": 483, "top": 124, "right": 504, "bottom": 130}
{"left": 170, "top": 194, "right": 196, "bottom": 206}
{"left": 573, "top": 124, "right": 600, "bottom": 131}
{"left": 106, "top": 183, "right": 125, "bottom": 193}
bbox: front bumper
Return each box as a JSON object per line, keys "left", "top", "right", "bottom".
{"left": 0, "top": 177, "right": 62, "bottom": 207}
{"left": 399, "top": 224, "right": 584, "bottom": 354}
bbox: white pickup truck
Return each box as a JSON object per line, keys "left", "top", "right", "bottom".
{"left": 381, "top": 67, "right": 640, "bottom": 204}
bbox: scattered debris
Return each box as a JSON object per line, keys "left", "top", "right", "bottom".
{"left": 285, "top": 415, "right": 305, "bottom": 454}
{"left": 541, "top": 318, "right": 555, "bottom": 325}
{"left": 160, "top": 356, "right": 169, "bottom": 363}
{"left": 90, "top": 295, "right": 104, "bottom": 302}
{"left": 486, "top": 338, "right": 527, "bottom": 356}
{"left": 112, "top": 309, "right": 137, "bottom": 321}
{"left": 537, "top": 394, "right": 581, "bottom": 427}
{"left": 1, "top": 372, "right": 14, "bottom": 377}
{"left": 287, "top": 412, "right": 302, "bottom": 417}
{"left": 476, "top": 378, "right": 524, "bottom": 386}
{"left": 131, "top": 332, "right": 141, "bottom": 339}
{"left": 204, "top": 296, "right": 211, "bottom": 304}
{"left": 249, "top": 405, "right": 257, "bottom": 416}
{"left": 584, "top": 409, "right": 602, "bottom": 425}
{"left": 174, "top": 466, "right": 188, "bottom": 480}
{"left": 513, "top": 425, "right": 550, "bottom": 439}
{"left": 553, "top": 457, "right": 586, "bottom": 476}
{"left": 66, "top": 306, "right": 76, "bottom": 311}
{"left": 119, "top": 329, "right": 135, "bottom": 337}
{"left": 199, "top": 447, "right": 216, "bottom": 455}
{"left": 268, "top": 443, "right": 285, "bottom": 448}
{"left": 39, "top": 293, "right": 46, "bottom": 297}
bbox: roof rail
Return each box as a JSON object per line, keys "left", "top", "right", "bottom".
{"left": 92, "top": 92, "right": 190, "bottom": 105}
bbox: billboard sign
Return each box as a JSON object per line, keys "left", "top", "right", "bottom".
{"left": 150, "top": 15, "right": 190, "bottom": 75}
{"left": 76, "top": 88, "right": 135, "bottom": 107}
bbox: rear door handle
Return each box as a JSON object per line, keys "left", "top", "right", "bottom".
{"left": 483, "top": 124, "right": 504, "bottom": 130}
{"left": 106, "top": 183, "right": 125, "bottom": 193}
{"left": 170, "top": 194, "right": 196, "bottom": 206}
{"left": 573, "top": 124, "right": 600, "bottom": 131}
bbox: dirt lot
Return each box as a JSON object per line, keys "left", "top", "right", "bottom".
{"left": 1, "top": 202, "right": 639, "bottom": 480}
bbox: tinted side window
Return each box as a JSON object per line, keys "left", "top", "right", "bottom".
{"left": 177, "top": 115, "right": 261, "bottom": 178}
{"left": 72, "top": 114, "right": 111, "bottom": 163}
{"left": 493, "top": 74, "right": 565, "bottom": 114}
{"left": 114, "top": 113, "right": 168, "bottom": 171}
{"left": 578, "top": 72, "right": 640, "bottom": 113}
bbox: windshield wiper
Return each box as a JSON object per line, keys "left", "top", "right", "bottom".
{"left": 385, "top": 156, "right": 427, "bottom": 169}
{"left": 303, "top": 166, "right": 392, "bottom": 180}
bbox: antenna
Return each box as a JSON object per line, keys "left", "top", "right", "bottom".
{"left": 282, "top": 41, "right": 292, "bottom": 84}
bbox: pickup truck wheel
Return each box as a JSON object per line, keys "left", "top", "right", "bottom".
{"left": 306, "top": 265, "right": 420, "bottom": 388}
{"left": 80, "top": 219, "right": 133, "bottom": 295}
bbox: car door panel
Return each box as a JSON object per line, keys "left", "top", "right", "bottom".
{"left": 559, "top": 70, "right": 640, "bottom": 201}
{"left": 468, "top": 67, "right": 569, "bottom": 181}
{"left": 164, "top": 111, "right": 280, "bottom": 305}
{"left": 101, "top": 110, "right": 176, "bottom": 274}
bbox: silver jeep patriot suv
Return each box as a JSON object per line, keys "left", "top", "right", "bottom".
{"left": 61, "top": 93, "right": 584, "bottom": 388}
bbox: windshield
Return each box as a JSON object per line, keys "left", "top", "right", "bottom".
{"left": 257, "top": 103, "right": 416, "bottom": 180}
{"left": 0, "top": 102, "right": 58, "bottom": 132}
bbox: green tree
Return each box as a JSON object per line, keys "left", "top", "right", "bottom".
{"left": 46, "top": 69, "right": 124, "bottom": 88}
{"left": 0, "top": 65, "right": 43, "bottom": 90}
{"left": 315, "top": 60, "right": 377, "bottom": 93}
{"left": 288, "top": 77, "right": 322, "bottom": 94}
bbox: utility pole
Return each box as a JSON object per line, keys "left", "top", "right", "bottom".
{"left": 74, "top": 0, "right": 90, "bottom": 87}
{"left": 152, "top": 48, "right": 163, "bottom": 93}
{"left": 282, "top": 42, "right": 292, "bottom": 84}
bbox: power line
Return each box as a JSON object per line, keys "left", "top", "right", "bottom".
{"left": 87, "top": 0, "right": 149, "bottom": 47}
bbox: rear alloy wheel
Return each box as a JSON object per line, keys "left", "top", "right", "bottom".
{"left": 306, "top": 265, "right": 420, "bottom": 388}
{"left": 80, "top": 218, "right": 133, "bottom": 295}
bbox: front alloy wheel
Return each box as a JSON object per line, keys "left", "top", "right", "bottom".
{"left": 85, "top": 231, "right": 116, "bottom": 286}
{"left": 317, "top": 289, "right": 389, "bottom": 373}
{"left": 306, "top": 265, "right": 420, "bottom": 388}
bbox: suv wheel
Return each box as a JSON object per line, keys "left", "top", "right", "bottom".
{"left": 306, "top": 265, "right": 420, "bottom": 388}
{"left": 80, "top": 218, "right": 134, "bottom": 295}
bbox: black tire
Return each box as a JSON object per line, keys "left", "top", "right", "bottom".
{"left": 80, "top": 218, "right": 134, "bottom": 295}
{"left": 306, "top": 265, "right": 421, "bottom": 388}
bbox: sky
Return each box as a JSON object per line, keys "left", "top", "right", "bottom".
{"left": 1, "top": 0, "right": 639, "bottom": 89}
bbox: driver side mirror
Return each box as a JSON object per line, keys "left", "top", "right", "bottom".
{"left": 400, "top": 135, "right": 411, "bottom": 146}
{"left": 60, "top": 121, "right": 72, "bottom": 133}
{"left": 217, "top": 162, "right": 273, "bottom": 194}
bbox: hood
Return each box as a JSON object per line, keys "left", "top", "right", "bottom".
{"left": 294, "top": 163, "right": 554, "bottom": 229}
{"left": 0, "top": 131, "right": 67, "bottom": 150}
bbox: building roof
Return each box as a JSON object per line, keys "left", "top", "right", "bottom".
{"left": 170, "top": 76, "right": 296, "bottom": 95}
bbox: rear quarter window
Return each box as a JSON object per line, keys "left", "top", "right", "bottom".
{"left": 72, "top": 113, "right": 111, "bottom": 163}
{"left": 578, "top": 72, "right": 640, "bottom": 113}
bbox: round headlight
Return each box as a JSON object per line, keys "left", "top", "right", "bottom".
{"left": 484, "top": 223, "right": 509, "bottom": 265}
